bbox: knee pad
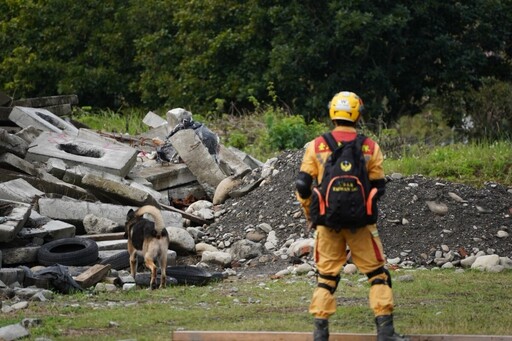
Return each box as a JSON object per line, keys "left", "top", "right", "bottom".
{"left": 317, "top": 272, "right": 340, "bottom": 294}
{"left": 366, "top": 267, "right": 392, "bottom": 288}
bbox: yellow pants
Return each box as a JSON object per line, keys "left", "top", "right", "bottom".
{"left": 309, "top": 224, "right": 394, "bottom": 319}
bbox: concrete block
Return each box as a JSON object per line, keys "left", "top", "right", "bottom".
{"left": 0, "top": 178, "right": 45, "bottom": 203}
{"left": 9, "top": 106, "right": 79, "bottom": 136}
{"left": 131, "top": 162, "right": 197, "bottom": 191}
{"left": 169, "top": 129, "right": 227, "bottom": 198}
{"left": 0, "top": 200, "right": 31, "bottom": 243}
{"left": 1, "top": 246, "right": 39, "bottom": 265}
{"left": 37, "top": 198, "right": 183, "bottom": 229}
{"left": 0, "top": 152, "right": 38, "bottom": 176}
{"left": 18, "top": 220, "right": 75, "bottom": 240}
{"left": 0, "top": 128, "right": 29, "bottom": 158}
{"left": 26, "top": 130, "right": 138, "bottom": 177}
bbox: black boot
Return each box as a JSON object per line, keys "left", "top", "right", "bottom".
{"left": 313, "top": 318, "right": 329, "bottom": 341}
{"left": 375, "top": 315, "right": 409, "bottom": 341}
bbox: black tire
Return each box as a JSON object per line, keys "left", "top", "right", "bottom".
{"left": 38, "top": 238, "right": 98, "bottom": 266}
{"left": 99, "top": 251, "right": 148, "bottom": 271}
{"left": 100, "top": 250, "right": 130, "bottom": 270}
{"left": 165, "top": 265, "right": 213, "bottom": 286}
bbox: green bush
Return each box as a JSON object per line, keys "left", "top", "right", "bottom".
{"left": 264, "top": 108, "right": 328, "bottom": 150}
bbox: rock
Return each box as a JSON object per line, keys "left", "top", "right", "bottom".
{"left": 343, "top": 263, "right": 358, "bottom": 275}
{"left": 426, "top": 201, "right": 448, "bottom": 215}
{"left": 471, "top": 254, "right": 500, "bottom": 271}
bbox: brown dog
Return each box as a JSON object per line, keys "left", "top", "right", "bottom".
{"left": 125, "top": 205, "right": 169, "bottom": 289}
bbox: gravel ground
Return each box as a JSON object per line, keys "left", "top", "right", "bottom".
{"left": 181, "top": 148, "right": 512, "bottom": 277}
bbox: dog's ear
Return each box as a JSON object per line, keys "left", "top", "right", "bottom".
{"left": 127, "top": 208, "right": 136, "bottom": 220}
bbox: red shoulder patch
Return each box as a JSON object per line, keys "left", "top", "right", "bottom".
{"left": 362, "top": 138, "right": 375, "bottom": 156}
{"left": 314, "top": 136, "right": 331, "bottom": 153}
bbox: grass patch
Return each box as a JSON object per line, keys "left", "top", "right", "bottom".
{"left": 384, "top": 140, "right": 512, "bottom": 186}
{"left": 3, "top": 270, "right": 512, "bottom": 340}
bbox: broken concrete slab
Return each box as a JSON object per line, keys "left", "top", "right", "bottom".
{"left": 168, "top": 129, "right": 226, "bottom": 198}
{"left": 14, "top": 125, "right": 43, "bottom": 145}
{"left": 18, "top": 220, "right": 76, "bottom": 241}
{"left": 0, "top": 200, "right": 31, "bottom": 243}
{"left": 131, "top": 162, "right": 197, "bottom": 191}
{"left": 140, "top": 124, "right": 169, "bottom": 140}
{"left": 9, "top": 106, "right": 79, "bottom": 136}
{"left": 0, "top": 128, "right": 29, "bottom": 158}
{"left": 228, "top": 146, "right": 264, "bottom": 169}
{"left": 45, "top": 157, "right": 68, "bottom": 179}
{"left": 81, "top": 173, "right": 159, "bottom": 207}
{"left": 0, "top": 152, "right": 38, "bottom": 176}
{"left": 12, "top": 94, "right": 79, "bottom": 108}
{"left": 0, "top": 169, "right": 96, "bottom": 202}
{"left": 61, "top": 163, "right": 123, "bottom": 186}
{"left": 218, "top": 144, "right": 252, "bottom": 177}
{"left": 1, "top": 246, "right": 39, "bottom": 265}
{"left": 37, "top": 198, "right": 183, "bottom": 231}
{"left": 0, "top": 178, "right": 45, "bottom": 203}
{"left": 143, "top": 111, "right": 167, "bottom": 128}
{"left": 26, "top": 130, "right": 138, "bottom": 177}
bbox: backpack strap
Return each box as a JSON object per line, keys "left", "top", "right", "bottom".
{"left": 355, "top": 134, "right": 367, "bottom": 152}
{"left": 322, "top": 132, "right": 339, "bottom": 152}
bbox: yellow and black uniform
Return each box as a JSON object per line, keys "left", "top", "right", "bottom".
{"left": 297, "top": 125, "right": 393, "bottom": 319}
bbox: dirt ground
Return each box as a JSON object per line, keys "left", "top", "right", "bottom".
{"left": 188, "top": 148, "right": 512, "bottom": 277}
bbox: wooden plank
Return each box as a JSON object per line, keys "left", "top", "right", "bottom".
{"left": 74, "top": 264, "right": 111, "bottom": 289}
{"left": 172, "top": 331, "right": 512, "bottom": 341}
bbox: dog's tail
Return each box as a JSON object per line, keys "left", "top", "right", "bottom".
{"left": 135, "top": 205, "right": 165, "bottom": 237}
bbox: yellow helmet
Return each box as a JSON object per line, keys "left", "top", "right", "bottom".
{"left": 329, "top": 91, "right": 365, "bottom": 123}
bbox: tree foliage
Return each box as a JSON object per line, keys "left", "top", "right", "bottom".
{"left": 1, "top": 0, "right": 511, "bottom": 133}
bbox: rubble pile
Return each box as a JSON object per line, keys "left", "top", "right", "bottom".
{"left": 0, "top": 91, "right": 511, "bottom": 311}
{"left": 0, "top": 93, "right": 272, "bottom": 296}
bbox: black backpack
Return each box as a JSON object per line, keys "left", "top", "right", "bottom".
{"left": 310, "top": 132, "right": 378, "bottom": 231}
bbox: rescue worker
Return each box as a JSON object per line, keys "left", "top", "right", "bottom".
{"left": 295, "top": 91, "right": 409, "bottom": 341}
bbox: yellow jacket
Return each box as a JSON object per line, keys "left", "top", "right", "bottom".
{"left": 296, "top": 126, "right": 385, "bottom": 220}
